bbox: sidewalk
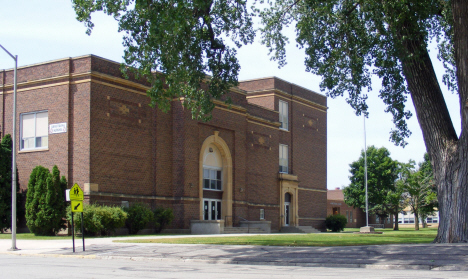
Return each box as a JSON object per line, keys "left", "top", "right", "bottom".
{"left": 1, "top": 234, "right": 468, "bottom": 271}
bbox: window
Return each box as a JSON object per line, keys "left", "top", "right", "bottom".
{"left": 203, "top": 168, "right": 222, "bottom": 190}
{"left": 279, "top": 144, "right": 288, "bottom": 173}
{"left": 260, "top": 209, "right": 265, "bottom": 220}
{"left": 21, "top": 111, "right": 48, "bottom": 150}
{"left": 279, "top": 100, "right": 288, "bottom": 130}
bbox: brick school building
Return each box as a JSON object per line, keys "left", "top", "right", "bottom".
{"left": 0, "top": 55, "right": 327, "bottom": 232}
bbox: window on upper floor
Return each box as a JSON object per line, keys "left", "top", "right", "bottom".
{"left": 279, "top": 144, "right": 288, "bottom": 173}
{"left": 203, "top": 168, "right": 222, "bottom": 190}
{"left": 279, "top": 100, "right": 288, "bottom": 130}
{"left": 20, "top": 111, "right": 48, "bottom": 151}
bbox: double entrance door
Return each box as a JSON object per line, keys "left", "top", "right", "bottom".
{"left": 203, "top": 199, "right": 222, "bottom": 220}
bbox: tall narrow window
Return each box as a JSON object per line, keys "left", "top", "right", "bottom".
{"left": 279, "top": 100, "right": 288, "bottom": 130}
{"left": 20, "top": 111, "right": 48, "bottom": 150}
{"left": 279, "top": 144, "right": 288, "bottom": 173}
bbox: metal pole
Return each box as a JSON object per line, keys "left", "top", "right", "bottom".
{"left": 81, "top": 212, "right": 85, "bottom": 251}
{"left": 0, "top": 44, "right": 18, "bottom": 251}
{"left": 364, "top": 114, "right": 368, "bottom": 227}
{"left": 71, "top": 212, "right": 75, "bottom": 253}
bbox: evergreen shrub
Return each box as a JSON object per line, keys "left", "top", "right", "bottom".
{"left": 0, "top": 134, "right": 20, "bottom": 233}
{"left": 325, "top": 214, "right": 347, "bottom": 232}
{"left": 25, "top": 165, "right": 67, "bottom": 236}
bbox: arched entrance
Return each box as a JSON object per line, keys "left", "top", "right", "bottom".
{"left": 279, "top": 173, "right": 299, "bottom": 227}
{"left": 199, "top": 131, "right": 233, "bottom": 226}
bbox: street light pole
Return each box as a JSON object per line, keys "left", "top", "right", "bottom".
{"left": 364, "top": 113, "right": 368, "bottom": 227}
{"left": 0, "top": 44, "right": 18, "bottom": 251}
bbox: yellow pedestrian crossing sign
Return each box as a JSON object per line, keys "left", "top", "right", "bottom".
{"left": 71, "top": 200, "right": 83, "bottom": 212}
{"left": 70, "top": 183, "right": 84, "bottom": 201}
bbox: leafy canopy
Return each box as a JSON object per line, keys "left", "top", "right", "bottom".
{"left": 259, "top": 0, "right": 454, "bottom": 146}
{"left": 397, "top": 154, "right": 438, "bottom": 226}
{"left": 343, "top": 146, "right": 399, "bottom": 218}
{"left": 72, "top": 0, "right": 255, "bottom": 121}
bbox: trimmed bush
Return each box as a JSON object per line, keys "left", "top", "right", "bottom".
{"left": 325, "top": 214, "right": 347, "bottom": 232}
{"left": 25, "top": 165, "right": 67, "bottom": 236}
{"left": 153, "top": 207, "right": 174, "bottom": 233}
{"left": 67, "top": 204, "right": 127, "bottom": 236}
{"left": 124, "top": 203, "right": 154, "bottom": 234}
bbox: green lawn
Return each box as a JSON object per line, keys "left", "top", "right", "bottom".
{"left": 0, "top": 233, "right": 72, "bottom": 240}
{"left": 0, "top": 233, "right": 177, "bottom": 240}
{"left": 0, "top": 228, "right": 438, "bottom": 247}
{"left": 115, "top": 228, "right": 438, "bottom": 246}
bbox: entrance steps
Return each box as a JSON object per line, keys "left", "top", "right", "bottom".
{"left": 223, "top": 227, "right": 267, "bottom": 234}
{"left": 281, "top": 226, "right": 321, "bottom": 234}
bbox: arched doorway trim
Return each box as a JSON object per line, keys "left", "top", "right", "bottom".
{"left": 199, "top": 131, "right": 233, "bottom": 226}
{"left": 279, "top": 174, "right": 299, "bottom": 227}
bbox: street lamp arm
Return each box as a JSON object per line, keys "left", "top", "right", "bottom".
{"left": 0, "top": 44, "right": 16, "bottom": 60}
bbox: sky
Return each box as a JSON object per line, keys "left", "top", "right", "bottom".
{"left": 0, "top": 0, "right": 461, "bottom": 189}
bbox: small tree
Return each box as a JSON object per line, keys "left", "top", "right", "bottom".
{"left": 325, "top": 214, "right": 347, "bottom": 232}
{"left": 25, "top": 165, "right": 67, "bottom": 235}
{"left": 398, "top": 154, "right": 437, "bottom": 231}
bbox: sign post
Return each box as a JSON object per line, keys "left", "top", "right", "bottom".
{"left": 70, "top": 183, "right": 84, "bottom": 252}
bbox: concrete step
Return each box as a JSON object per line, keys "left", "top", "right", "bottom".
{"left": 223, "top": 227, "right": 267, "bottom": 234}
{"left": 281, "top": 226, "right": 320, "bottom": 234}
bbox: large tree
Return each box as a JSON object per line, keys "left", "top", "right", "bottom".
{"left": 260, "top": 0, "right": 468, "bottom": 243}
{"left": 343, "top": 146, "right": 399, "bottom": 222}
{"left": 71, "top": 0, "right": 255, "bottom": 121}
{"left": 0, "top": 135, "right": 19, "bottom": 233}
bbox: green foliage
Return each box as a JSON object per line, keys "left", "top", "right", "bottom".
{"left": 71, "top": 0, "right": 255, "bottom": 121}
{"left": 344, "top": 146, "right": 399, "bottom": 219}
{"left": 0, "top": 134, "right": 20, "bottom": 233}
{"left": 153, "top": 207, "right": 174, "bottom": 233}
{"left": 397, "top": 153, "right": 437, "bottom": 230}
{"left": 25, "top": 165, "right": 67, "bottom": 236}
{"left": 325, "top": 214, "right": 347, "bottom": 232}
{"left": 259, "top": 0, "right": 456, "bottom": 146}
{"left": 67, "top": 204, "right": 127, "bottom": 236}
{"left": 124, "top": 203, "right": 154, "bottom": 235}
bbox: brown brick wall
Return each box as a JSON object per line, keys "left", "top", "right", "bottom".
{"left": 1, "top": 55, "right": 328, "bottom": 232}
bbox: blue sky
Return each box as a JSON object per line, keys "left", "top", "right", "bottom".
{"left": 0, "top": 0, "right": 461, "bottom": 189}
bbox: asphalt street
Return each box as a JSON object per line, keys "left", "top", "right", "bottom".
{"left": 1, "top": 234, "right": 468, "bottom": 272}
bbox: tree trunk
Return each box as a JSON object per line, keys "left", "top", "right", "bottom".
{"left": 414, "top": 213, "right": 419, "bottom": 231}
{"left": 396, "top": 6, "right": 468, "bottom": 241}
{"left": 393, "top": 213, "right": 399, "bottom": 230}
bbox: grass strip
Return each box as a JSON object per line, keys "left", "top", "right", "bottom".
{"left": 115, "top": 228, "right": 437, "bottom": 247}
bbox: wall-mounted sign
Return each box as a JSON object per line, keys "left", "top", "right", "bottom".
{"left": 49, "top": 123, "right": 67, "bottom": 134}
